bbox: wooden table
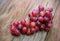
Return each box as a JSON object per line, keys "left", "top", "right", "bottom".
{"left": 0, "top": 0, "right": 60, "bottom": 41}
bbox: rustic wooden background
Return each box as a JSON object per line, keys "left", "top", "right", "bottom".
{"left": 0, "top": 0, "right": 60, "bottom": 41}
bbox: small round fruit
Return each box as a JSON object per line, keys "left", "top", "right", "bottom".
{"left": 44, "top": 27, "right": 50, "bottom": 32}
{"left": 20, "top": 19, "right": 26, "bottom": 25}
{"left": 17, "top": 24, "right": 22, "bottom": 30}
{"left": 40, "top": 11, "right": 45, "bottom": 17}
{"left": 40, "top": 24, "right": 45, "bottom": 30}
{"left": 30, "top": 17, "right": 37, "bottom": 22}
{"left": 32, "top": 9, "right": 39, "bottom": 17}
{"left": 26, "top": 29, "right": 31, "bottom": 35}
{"left": 38, "top": 16, "right": 44, "bottom": 22}
{"left": 38, "top": 5, "right": 44, "bottom": 11}
{"left": 30, "top": 28, "right": 36, "bottom": 34}
{"left": 10, "top": 25, "right": 16, "bottom": 32}
{"left": 22, "top": 27, "right": 28, "bottom": 34}
{"left": 30, "top": 22, "right": 36, "bottom": 27}
{"left": 28, "top": 13, "right": 33, "bottom": 17}
{"left": 47, "top": 22, "right": 52, "bottom": 28}
{"left": 46, "top": 7, "right": 53, "bottom": 12}
{"left": 49, "top": 20, "right": 52, "bottom": 23}
{"left": 25, "top": 21, "right": 30, "bottom": 27}
{"left": 35, "top": 26, "right": 39, "bottom": 32}
{"left": 45, "top": 11, "right": 52, "bottom": 18}
{"left": 11, "top": 29, "right": 20, "bottom": 36}
{"left": 13, "top": 21, "right": 19, "bottom": 26}
{"left": 35, "top": 21, "right": 41, "bottom": 27}
{"left": 44, "top": 22, "right": 52, "bottom": 31}
{"left": 44, "top": 17, "right": 49, "bottom": 23}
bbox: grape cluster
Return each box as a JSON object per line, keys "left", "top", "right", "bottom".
{"left": 10, "top": 5, "right": 53, "bottom": 36}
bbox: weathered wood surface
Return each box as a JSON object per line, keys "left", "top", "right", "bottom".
{"left": 0, "top": 0, "right": 60, "bottom": 41}
{"left": 45, "top": 0, "right": 60, "bottom": 41}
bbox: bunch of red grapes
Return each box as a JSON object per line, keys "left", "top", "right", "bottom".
{"left": 10, "top": 5, "right": 53, "bottom": 36}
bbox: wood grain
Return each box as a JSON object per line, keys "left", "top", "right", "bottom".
{"left": 0, "top": 0, "right": 60, "bottom": 41}
{"left": 45, "top": 0, "right": 60, "bottom": 41}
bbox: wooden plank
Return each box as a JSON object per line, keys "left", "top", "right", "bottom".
{"left": 13, "top": 0, "right": 49, "bottom": 41}
{"left": 45, "top": 0, "right": 60, "bottom": 41}
{"left": 0, "top": 0, "right": 48, "bottom": 41}
{"left": 0, "top": 0, "right": 59, "bottom": 41}
{"left": 0, "top": 0, "right": 12, "bottom": 15}
{"left": 11, "top": 0, "right": 51, "bottom": 41}
{"left": 13, "top": 0, "right": 44, "bottom": 41}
